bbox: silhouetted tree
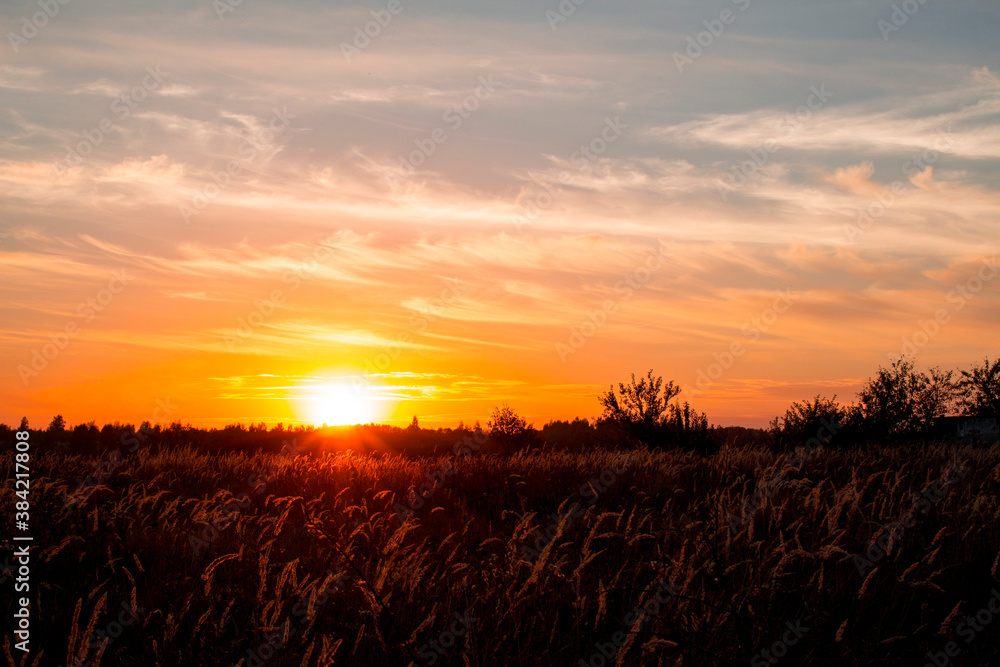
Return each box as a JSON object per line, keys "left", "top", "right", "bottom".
{"left": 48, "top": 414, "right": 66, "bottom": 433}
{"left": 916, "top": 367, "right": 959, "bottom": 425}
{"left": 847, "top": 359, "right": 958, "bottom": 441}
{"left": 775, "top": 395, "right": 845, "bottom": 445}
{"left": 959, "top": 357, "right": 1000, "bottom": 417}
{"left": 540, "top": 418, "right": 597, "bottom": 452}
{"left": 598, "top": 370, "right": 707, "bottom": 449}
{"left": 598, "top": 370, "right": 679, "bottom": 445}
{"left": 71, "top": 422, "right": 101, "bottom": 454}
{"left": 18, "top": 417, "right": 29, "bottom": 431}
{"left": 664, "top": 400, "right": 710, "bottom": 451}
{"left": 488, "top": 404, "right": 533, "bottom": 453}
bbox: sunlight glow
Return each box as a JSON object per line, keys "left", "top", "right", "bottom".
{"left": 301, "top": 382, "right": 383, "bottom": 426}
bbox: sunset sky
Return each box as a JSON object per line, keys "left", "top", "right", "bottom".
{"left": 2, "top": 0, "right": 998, "bottom": 429}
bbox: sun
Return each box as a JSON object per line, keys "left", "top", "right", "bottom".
{"left": 304, "top": 382, "right": 382, "bottom": 427}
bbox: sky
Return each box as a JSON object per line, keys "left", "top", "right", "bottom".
{"left": 1, "top": 0, "right": 998, "bottom": 429}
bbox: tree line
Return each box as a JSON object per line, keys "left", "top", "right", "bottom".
{"left": 493, "top": 356, "right": 999, "bottom": 452}
{"left": 5, "top": 356, "right": 996, "bottom": 456}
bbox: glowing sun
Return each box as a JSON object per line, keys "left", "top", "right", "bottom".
{"left": 303, "top": 382, "right": 382, "bottom": 426}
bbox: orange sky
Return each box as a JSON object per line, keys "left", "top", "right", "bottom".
{"left": 2, "top": 2, "right": 998, "bottom": 430}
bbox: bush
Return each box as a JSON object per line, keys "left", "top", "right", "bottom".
{"left": 773, "top": 395, "right": 846, "bottom": 446}
{"left": 958, "top": 357, "right": 1000, "bottom": 417}
{"left": 488, "top": 404, "right": 535, "bottom": 453}
{"left": 846, "top": 359, "right": 958, "bottom": 442}
{"left": 539, "top": 418, "right": 599, "bottom": 452}
{"left": 598, "top": 370, "right": 708, "bottom": 449}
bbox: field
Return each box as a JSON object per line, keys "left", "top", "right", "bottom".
{"left": 4, "top": 440, "right": 1000, "bottom": 666}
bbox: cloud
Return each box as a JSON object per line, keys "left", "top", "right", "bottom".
{"left": 158, "top": 84, "right": 197, "bottom": 98}
{"left": 95, "top": 155, "right": 185, "bottom": 185}
{"left": 826, "top": 162, "right": 879, "bottom": 196}
{"left": 163, "top": 291, "right": 230, "bottom": 301}
{"left": 0, "top": 65, "right": 46, "bottom": 91}
{"left": 908, "top": 166, "right": 935, "bottom": 190}
{"left": 647, "top": 73, "right": 1000, "bottom": 159}
{"left": 973, "top": 66, "right": 1000, "bottom": 89}
{"left": 70, "top": 79, "right": 123, "bottom": 96}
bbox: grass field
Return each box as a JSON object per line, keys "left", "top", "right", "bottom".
{"left": 4, "top": 440, "right": 1000, "bottom": 666}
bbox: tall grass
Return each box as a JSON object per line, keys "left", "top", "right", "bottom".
{"left": 2, "top": 442, "right": 998, "bottom": 666}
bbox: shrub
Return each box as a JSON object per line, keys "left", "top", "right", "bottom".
{"left": 774, "top": 395, "right": 846, "bottom": 446}
{"left": 598, "top": 370, "right": 708, "bottom": 449}
{"left": 846, "top": 359, "right": 958, "bottom": 442}
{"left": 488, "top": 404, "right": 535, "bottom": 453}
{"left": 958, "top": 357, "right": 1000, "bottom": 417}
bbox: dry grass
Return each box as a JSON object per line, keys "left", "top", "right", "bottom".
{"left": 2, "top": 442, "right": 999, "bottom": 666}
